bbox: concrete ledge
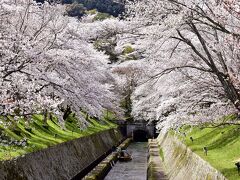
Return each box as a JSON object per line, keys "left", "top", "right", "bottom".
{"left": 148, "top": 139, "right": 168, "bottom": 180}
{"left": 83, "top": 138, "right": 132, "bottom": 180}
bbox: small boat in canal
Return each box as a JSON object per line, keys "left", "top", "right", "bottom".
{"left": 118, "top": 150, "right": 132, "bottom": 162}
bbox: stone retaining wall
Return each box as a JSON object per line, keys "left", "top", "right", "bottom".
{"left": 83, "top": 138, "right": 131, "bottom": 180}
{"left": 0, "top": 129, "right": 122, "bottom": 180}
{"left": 157, "top": 133, "right": 227, "bottom": 180}
{"left": 147, "top": 139, "right": 168, "bottom": 180}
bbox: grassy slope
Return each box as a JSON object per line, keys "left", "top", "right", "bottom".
{"left": 177, "top": 124, "right": 240, "bottom": 180}
{"left": 0, "top": 114, "right": 117, "bottom": 161}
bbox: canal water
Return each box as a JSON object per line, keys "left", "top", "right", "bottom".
{"left": 105, "top": 142, "right": 148, "bottom": 180}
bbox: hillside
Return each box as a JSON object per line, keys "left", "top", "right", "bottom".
{"left": 0, "top": 114, "right": 117, "bottom": 160}
{"left": 36, "top": 0, "right": 124, "bottom": 17}
{"left": 176, "top": 123, "right": 240, "bottom": 180}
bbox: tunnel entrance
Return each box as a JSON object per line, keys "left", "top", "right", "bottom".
{"left": 133, "top": 130, "right": 148, "bottom": 142}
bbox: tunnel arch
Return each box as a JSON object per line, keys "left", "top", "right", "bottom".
{"left": 132, "top": 129, "right": 148, "bottom": 142}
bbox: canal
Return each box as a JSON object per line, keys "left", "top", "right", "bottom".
{"left": 105, "top": 142, "right": 148, "bottom": 180}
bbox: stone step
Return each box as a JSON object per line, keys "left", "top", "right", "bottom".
{"left": 147, "top": 139, "right": 168, "bottom": 180}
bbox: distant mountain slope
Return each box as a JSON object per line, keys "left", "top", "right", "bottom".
{"left": 75, "top": 0, "right": 124, "bottom": 17}
{"left": 36, "top": 0, "right": 125, "bottom": 17}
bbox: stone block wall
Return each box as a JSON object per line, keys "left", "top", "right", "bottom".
{"left": 0, "top": 129, "right": 122, "bottom": 180}
{"left": 157, "top": 133, "right": 227, "bottom": 180}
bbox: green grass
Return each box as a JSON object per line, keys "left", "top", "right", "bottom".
{"left": 0, "top": 114, "right": 117, "bottom": 161}
{"left": 176, "top": 124, "right": 240, "bottom": 180}
{"left": 123, "top": 45, "right": 134, "bottom": 55}
{"left": 159, "top": 145, "right": 164, "bottom": 162}
{"left": 86, "top": 9, "right": 97, "bottom": 15}
{"left": 93, "top": 12, "right": 111, "bottom": 21}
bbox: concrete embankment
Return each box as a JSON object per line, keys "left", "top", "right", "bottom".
{"left": 0, "top": 128, "right": 122, "bottom": 180}
{"left": 148, "top": 139, "right": 168, "bottom": 180}
{"left": 83, "top": 138, "right": 131, "bottom": 180}
{"left": 157, "top": 132, "right": 227, "bottom": 180}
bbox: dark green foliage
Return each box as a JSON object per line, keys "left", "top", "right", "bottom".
{"left": 63, "top": 106, "right": 72, "bottom": 120}
{"left": 72, "top": 0, "right": 124, "bottom": 17}
{"left": 87, "top": 9, "right": 97, "bottom": 15}
{"left": 66, "top": 2, "right": 86, "bottom": 18}
{"left": 94, "top": 39, "right": 118, "bottom": 63}
{"left": 36, "top": 0, "right": 59, "bottom": 3}
{"left": 62, "top": 0, "right": 74, "bottom": 3}
{"left": 120, "top": 94, "right": 133, "bottom": 121}
{"left": 36, "top": 0, "right": 45, "bottom": 3}
{"left": 35, "top": 0, "right": 124, "bottom": 18}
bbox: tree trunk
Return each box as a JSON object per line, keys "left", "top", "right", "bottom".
{"left": 217, "top": 73, "right": 240, "bottom": 111}
{"left": 43, "top": 109, "right": 48, "bottom": 125}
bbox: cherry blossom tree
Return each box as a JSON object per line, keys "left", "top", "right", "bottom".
{"left": 0, "top": 0, "right": 121, "bottom": 125}
{"left": 123, "top": 0, "right": 240, "bottom": 128}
